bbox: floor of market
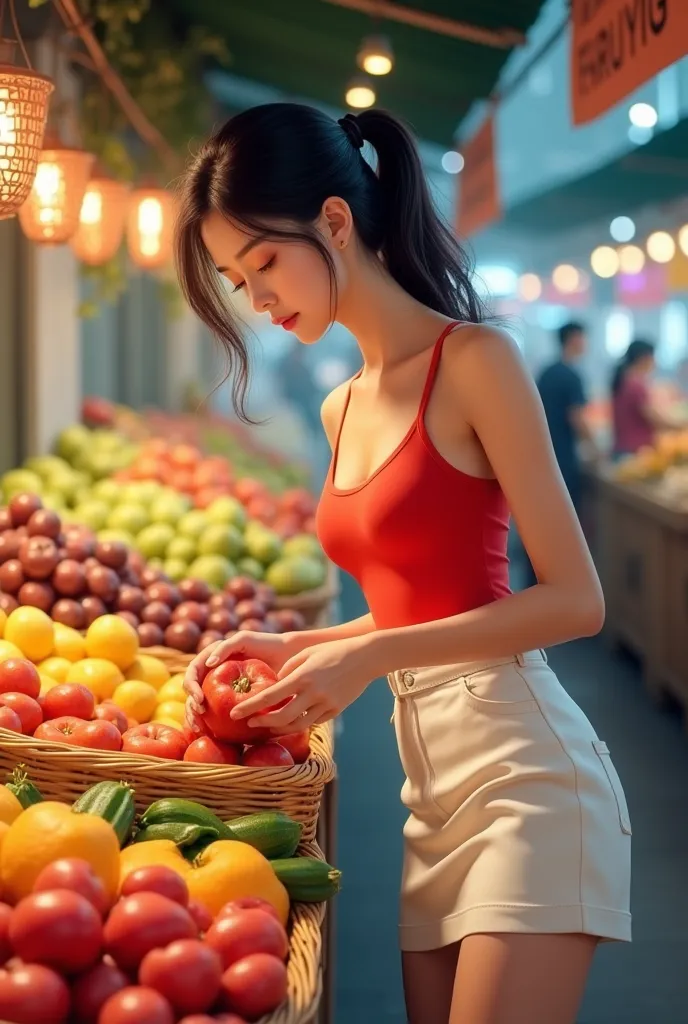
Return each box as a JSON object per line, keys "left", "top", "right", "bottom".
{"left": 332, "top": 564, "right": 688, "bottom": 1024}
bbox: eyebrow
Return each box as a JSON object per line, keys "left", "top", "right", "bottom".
{"left": 215, "top": 235, "right": 265, "bottom": 273}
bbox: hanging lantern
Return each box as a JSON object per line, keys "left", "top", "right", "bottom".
{"left": 70, "top": 169, "right": 129, "bottom": 265}
{"left": 18, "top": 135, "right": 94, "bottom": 244}
{"left": 0, "top": 40, "right": 54, "bottom": 220}
{"left": 127, "top": 186, "right": 175, "bottom": 270}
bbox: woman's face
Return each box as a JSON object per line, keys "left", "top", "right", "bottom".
{"left": 201, "top": 211, "right": 338, "bottom": 345}
{"left": 636, "top": 354, "right": 655, "bottom": 377}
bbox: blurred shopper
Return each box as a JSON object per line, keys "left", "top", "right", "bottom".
{"left": 611, "top": 339, "right": 678, "bottom": 457}
{"left": 177, "top": 102, "right": 628, "bottom": 1024}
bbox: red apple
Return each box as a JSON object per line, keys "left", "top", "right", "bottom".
{"left": 19, "top": 537, "right": 60, "bottom": 580}
{"left": 52, "top": 559, "right": 86, "bottom": 597}
{"left": 197, "top": 630, "right": 224, "bottom": 652}
{"left": 0, "top": 558, "right": 24, "bottom": 593}
{"left": 18, "top": 581, "right": 55, "bottom": 613}
{"left": 86, "top": 565, "right": 119, "bottom": 604}
{"left": 95, "top": 540, "right": 128, "bottom": 570}
{"left": 179, "top": 578, "right": 212, "bottom": 603}
{"left": 81, "top": 595, "right": 107, "bottom": 625}
{"left": 142, "top": 601, "right": 172, "bottom": 630}
{"left": 145, "top": 582, "right": 181, "bottom": 608}
{"left": 116, "top": 585, "right": 146, "bottom": 616}
{"left": 52, "top": 597, "right": 87, "bottom": 629}
{"left": 165, "top": 621, "right": 201, "bottom": 653}
{"left": 27, "top": 509, "right": 61, "bottom": 539}
{"left": 0, "top": 531, "right": 21, "bottom": 564}
{"left": 137, "top": 622, "right": 165, "bottom": 647}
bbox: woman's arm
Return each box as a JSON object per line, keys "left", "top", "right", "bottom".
{"left": 292, "top": 613, "right": 375, "bottom": 649}
{"left": 367, "top": 327, "right": 604, "bottom": 675}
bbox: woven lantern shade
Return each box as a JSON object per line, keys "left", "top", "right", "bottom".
{"left": 70, "top": 171, "right": 129, "bottom": 265}
{"left": 127, "top": 186, "right": 175, "bottom": 270}
{"left": 0, "top": 61, "right": 54, "bottom": 220}
{"left": 18, "top": 135, "right": 94, "bottom": 244}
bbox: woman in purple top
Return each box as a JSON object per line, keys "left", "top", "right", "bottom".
{"left": 611, "top": 339, "right": 676, "bottom": 456}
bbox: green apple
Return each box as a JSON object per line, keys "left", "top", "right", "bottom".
{"left": 164, "top": 558, "right": 188, "bottom": 583}
{"left": 265, "top": 555, "right": 326, "bottom": 595}
{"left": 178, "top": 510, "right": 210, "bottom": 541}
{"left": 92, "top": 478, "right": 122, "bottom": 505}
{"left": 41, "top": 490, "right": 67, "bottom": 511}
{"left": 206, "top": 496, "right": 247, "bottom": 531}
{"left": 188, "top": 554, "right": 236, "bottom": 590}
{"left": 243, "top": 526, "right": 283, "bottom": 566}
{"left": 150, "top": 492, "right": 191, "bottom": 526}
{"left": 54, "top": 424, "right": 91, "bottom": 462}
{"left": 198, "top": 523, "right": 243, "bottom": 561}
{"left": 167, "top": 535, "right": 197, "bottom": 563}
{"left": 2, "top": 469, "right": 42, "bottom": 500}
{"left": 123, "top": 480, "right": 162, "bottom": 506}
{"left": 73, "top": 499, "right": 110, "bottom": 531}
{"left": 137, "top": 523, "right": 176, "bottom": 559}
{"left": 107, "top": 502, "right": 149, "bottom": 536}
{"left": 282, "top": 534, "right": 325, "bottom": 562}
{"left": 24, "top": 455, "right": 70, "bottom": 480}
{"left": 236, "top": 557, "right": 264, "bottom": 580}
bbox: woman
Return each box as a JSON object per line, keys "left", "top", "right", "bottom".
{"left": 611, "top": 338, "right": 673, "bottom": 457}
{"left": 176, "top": 104, "right": 631, "bottom": 1024}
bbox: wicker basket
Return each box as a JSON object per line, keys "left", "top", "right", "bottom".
{"left": 0, "top": 723, "right": 334, "bottom": 842}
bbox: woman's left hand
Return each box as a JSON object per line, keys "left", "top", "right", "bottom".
{"left": 229, "top": 636, "right": 378, "bottom": 733}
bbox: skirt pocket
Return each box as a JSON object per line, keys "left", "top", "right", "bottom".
{"left": 592, "top": 739, "right": 632, "bottom": 835}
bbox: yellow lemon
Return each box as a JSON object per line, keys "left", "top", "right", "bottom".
{"left": 39, "top": 673, "right": 61, "bottom": 696}
{"left": 154, "top": 716, "right": 184, "bottom": 731}
{"left": 5, "top": 607, "right": 54, "bottom": 662}
{"left": 125, "top": 655, "right": 169, "bottom": 691}
{"left": 37, "top": 656, "right": 72, "bottom": 684}
{"left": 0, "top": 609, "right": 6, "bottom": 638}
{"left": 53, "top": 623, "right": 86, "bottom": 663}
{"left": 85, "top": 615, "right": 139, "bottom": 671}
{"left": 112, "top": 680, "right": 158, "bottom": 723}
{"left": 0, "top": 640, "right": 22, "bottom": 663}
{"left": 66, "top": 658, "right": 123, "bottom": 701}
{"left": 156, "top": 675, "right": 186, "bottom": 705}
{"left": 153, "top": 700, "right": 186, "bottom": 725}
{"left": 0, "top": 786, "right": 23, "bottom": 826}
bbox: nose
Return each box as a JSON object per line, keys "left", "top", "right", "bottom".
{"left": 248, "top": 284, "right": 275, "bottom": 316}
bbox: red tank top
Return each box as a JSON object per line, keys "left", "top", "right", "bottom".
{"left": 316, "top": 321, "right": 512, "bottom": 629}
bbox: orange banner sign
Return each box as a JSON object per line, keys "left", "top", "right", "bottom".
{"left": 571, "top": 0, "right": 688, "bottom": 125}
{"left": 456, "top": 116, "right": 501, "bottom": 238}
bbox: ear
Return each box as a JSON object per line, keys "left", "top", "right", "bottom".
{"left": 320, "top": 197, "right": 353, "bottom": 249}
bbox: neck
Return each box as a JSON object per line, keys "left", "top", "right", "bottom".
{"left": 334, "top": 250, "right": 451, "bottom": 370}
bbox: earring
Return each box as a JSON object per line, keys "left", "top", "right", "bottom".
{"left": 340, "top": 239, "right": 346, "bottom": 248}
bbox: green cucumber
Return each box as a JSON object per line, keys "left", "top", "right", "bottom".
{"left": 6, "top": 766, "right": 43, "bottom": 808}
{"left": 270, "top": 856, "right": 341, "bottom": 902}
{"left": 73, "top": 781, "right": 135, "bottom": 846}
{"left": 140, "top": 798, "right": 235, "bottom": 838}
{"left": 226, "top": 811, "right": 302, "bottom": 859}
{"left": 133, "top": 822, "right": 219, "bottom": 849}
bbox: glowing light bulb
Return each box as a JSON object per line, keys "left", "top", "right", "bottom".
{"left": 646, "top": 231, "right": 675, "bottom": 263}
{"left": 590, "top": 246, "right": 619, "bottom": 278}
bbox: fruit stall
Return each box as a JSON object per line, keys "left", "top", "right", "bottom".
{"left": 585, "top": 436, "right": 688, "bottom": 722}
{"left": 0, "top": 420, "right": 341, "bottom": 1024}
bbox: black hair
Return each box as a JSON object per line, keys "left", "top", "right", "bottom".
{"left": 557, "top": 321, "right": 585, "bottom": 349}
{"left": 611, "top": 338, "right": 656, "bottom": 396}
{"left": 174, "top": 102, "right": 487, "bottom": 420}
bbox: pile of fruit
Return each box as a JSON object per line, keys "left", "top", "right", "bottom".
{"left": 614, "top": 430, "right": 688, "bottom": 484}
{"left": 0, "top": 777, "right": 340, "bottom": 1022}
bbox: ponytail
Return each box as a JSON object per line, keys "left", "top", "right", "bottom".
{"left": 611, "top": 338, "right": 656, "bottom": 396}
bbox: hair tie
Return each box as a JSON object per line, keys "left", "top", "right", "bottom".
{"left": 338, "top": 114, "right": 364, "bottom": 150}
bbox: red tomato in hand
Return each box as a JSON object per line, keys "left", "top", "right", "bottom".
{"left": 94, "top": 701, "right": 129, "bottom": 733}
{"left": 220, "top": 953, "right": 288, "bottom": 1020}
{"left": 0, "top": 705, "right": 22, "bottom": 732}
{"left": 0, "top": 962, "right": 70, "bottom": 1024}
{"left": 278, "top": 728, "right": 311, "bottom": 763}
{"left": 121, "top": 723, "right": 188, "bottom": 760}
{"left": 120, "top": 866, "right": 189, "bottom": 907}
{"left": 183, "top": 735, "right": 241, "bottom": 764}
{"left": 71, "top": 960, "right": 128, "bottom": 1023}
{"left": 42, "top": 683, "right": 94, "bottom": 722}
{"left": 99, "top": 986, "right": 174, "bottom": 1024}
{"left": 104, "top": 892, "right": 197, "bottom": 971}
{"left": 139, "top": 939, "right": 222, "bottom": 1015}
{"left": 217, "top": 897, "right": 282, "bottom": 924}
{"left": 205, "top": 909, "right": 288, "bottom": 968}
{"left": 34, "top": 716, "right": 122, "bottom": 751}
{"left": 0, "top": 692, "right": 42, "bottom": 734}
{"left": 202, "top": 658, "right": 286, "bottom": 744}
{"left": 242, "top": 741, "right": 294, "bottom": 767}
{"left": 9, "top": 889, "right": 103, "bottom": 973}
{"left": 33, "top": 858, "right": 109, "bottom": 917}
{"left": 0, "top": 658, "right": 40, "bottom": 699}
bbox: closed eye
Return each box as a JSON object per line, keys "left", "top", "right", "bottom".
{"left": 230, "top": 256, "right": 275, "bottom": 294}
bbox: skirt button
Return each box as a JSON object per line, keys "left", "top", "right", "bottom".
{"left": 402, "top": 671, "right": 415, "bottom": 689}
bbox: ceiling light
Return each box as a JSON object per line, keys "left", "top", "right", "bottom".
{"left": 345, "top": 76, "right": 376, "bottom": 110}
{"left": 618, "top": 245, "right": 645, "bottom": 274}
{"left": 678, "top": 225, "right": 688, "bottom": 256}
{"left": 610, "top": 216, "right": 635, "bottom": 242}
{"left": 357, "top": 35, "right": 393, "bottom": 76}
{"left": 646, "top": 231, "right": 675, "bottom": 263}
{"left": 552, "top": 264, "right": 581, "bottom": 293}
{"left": 517, "top": 273, "right": 542, "bottom": 302}
{"left": 441, "top": 151, "right": 464, "bottom": 174}
{"left": 590, "top": 246, "right": 619, "bottom": 278}
{"left": 629, "top": 102, "right": 658, "bottom": 128}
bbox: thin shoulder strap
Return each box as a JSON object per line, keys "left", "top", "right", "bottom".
{"left": 418, "top": 320, "right": 464, "bottom": 416}
{"left": 330, "top": 367, "right": 363, "bottom": 475}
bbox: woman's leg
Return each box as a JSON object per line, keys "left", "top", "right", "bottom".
{"left": 450, "top": 932, "right": 598, "bottom": 1024}
{"left": 402, "top": 943, "right": 460, "bottom": 1024}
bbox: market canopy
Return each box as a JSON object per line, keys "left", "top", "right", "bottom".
{"left": 165, "top": 0, "right": 548, "bottom": 146}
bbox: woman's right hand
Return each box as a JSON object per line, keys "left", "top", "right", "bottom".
{"left": 183, "top": 630, "right": 308, "bottom": 733}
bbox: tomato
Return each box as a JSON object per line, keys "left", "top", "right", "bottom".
{"left": 220, "top": 953, "right": 288, "bottom": 1020}
{"left": 139, "top": 938, "right": 222, "bottom": 1015}
{"left": 33, "top": 858, "right": 109, "bottom": 917}
{"left": 42, "top": 683, "right": 95, "bottom": 722}
{"left": 0, "top": 705, "right": 22, "bottom": 732}
{"left": 104, "top": 892, "right": 197, "bottom": 971}
{"left": 99, "top": 986, "right": 174, "bottom": 1024}
{"left": 242, "top": 741, "right": 294, "bottom": 768}
{"left": 0, "top": 962, "right": 70, "bottom": 1024}
{"left": 121, "top": 723, "right": 188, "bottom": 760}
{"left": 217, "top": 897, "right": 281, "bottom": 924}
{"left": 0, "top": 658, "right": 40, "bottom": 700}
{"left": 0, "top": 904, "right": 12, "bottom": 965}
{"left": 202, "top": 658, "right": 286, "bottom": 744}
{"left": 33, "top": 717, "right": 122, "bottom": 751}
{"left": 93, "top": 702, "right": 128, "bottom": 734}
{"left": 0, "top": 692, "right": 42, "bottom": 735}
{"left": 205, "top": 909, "right": 288, "bottom": 968}
{"left": 279, "top": 487, "right": 316, "bottom": 518}
{"left": 278, "top": 728, "right": 311, "bottom": 764}
{"left": 183, "top": 736, "right": 241, "bottom": 764}
{"left": 187, "top": 899, "right": 213, "bottom": 934}
{"left": 10, "top": 889, "right": 103, "bottom": 973}
{"left": 120, "top": 866, "right": 189, "bottom": 907}
{"left": 71, "top": 960, "right": 128, "bottom": 1023}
